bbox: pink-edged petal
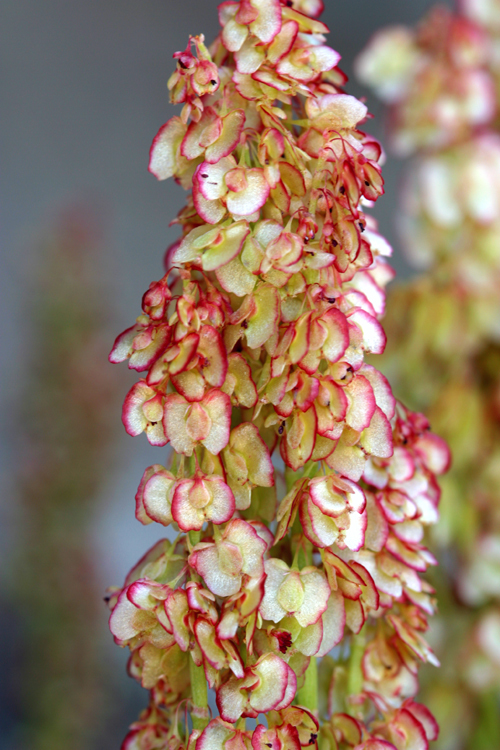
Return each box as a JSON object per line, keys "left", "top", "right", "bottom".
{"left": 279, "top": 162, "right": 306, "bottom": 197}
{"left": 218, "top": 0, "right": 239, "bottom": 24}
{"left": 389, "top": 709, "right": 429, "bottom": 750}
{"left": 281, "top": 407, "right": 317, "bottom": 471}
{"left": 227, "top": 422, "right": 275, "bottom": 486}
{"left": 109, "top": 324, "right": 142, "bottom": 364}
{"left": 194, "top": 619, "right": 227, "bottom": 670}
{"left": 345, "top": 375, "right": 377, "bottom": 433}
{"left": 349, "top": 270, "right": 386, "bottom": 317}
{"left": 202, "top": 389, "right": 232, "bottom": 454}
{"left": 163, "top": 393, "right": 194, "bottom": 455}
{"left": 282, "top": 5, "right": 329, "bottom": 33}
{"left": 267, "top": 20, "right": 299, "bottom": 65}
{"left": 122, "top": 381, "right": 153, "bottom": 437}
{"left": 296, "top": 569, "right": 330, "bottom": 627}
{"left": 198, "top": 326, "right": 228, "bottom": 386}
{"left": 360, "top": 405, "right": 394, "bottom": 459}
{"left": 404, "top": 701, "right": 439, "bottom": 742}
{"left": 293, "top": 0, "right": 324, "bottom": 18}
{"left": 249, "top": 0, "right": 282, "bottom": 44}
{"left": 277, "top": 46, "right": 340, "bottom": 83}
{"left": 172, "top": 224, "right": 216, "bottom": 265}
{"left": 170, "top": 369, "right": 206, "bottom": 402}
{"left": 190, "top": 544, "right": 241, "bottom": 597}
{"left": 129, "top": 326, "right": 171, "bottom": 372}
{"left": 317, "top": 590, "right": 346, "bottom": 656}
{"left": 348, "top": 309, "right": 386, "bottom": 354}
{"left": 385, "top": 536, "right": 429, "bottom": 573}
{"left": 206, "top": 110, "right": 246, "bottom": 163}
{"left": 216, "top": 676, "right": 249, "bottom": 723}
{"left": 226, "top": 169, "right": 270, "bottom": 216}
{"left": 122, "top": 382, "right": 167, "bottom": 446}
{"left": 413, "top": 433, "right": 451, "bottom": 475}
{"left": 309, "top": 476, "right": 347, "bottom": 517}
{"left": 251, "top": 655, "right": 294, "bottom": 714}
{"left": 350, "top": 560, "right": 379, "bottom": 610}
{"left": 127, "top": 580, "right": 160, "bottom": 609}
{"left": 356, "top": 550, "right": 402, "bottom": 599}
{"left": 342, "top": 479, "right": 366, "bottom": 513}
{"left": 303, "top": 496, "right": 339, "bottom": 548}
{"left": 109, "top": 589, "right": 140, "bottom": 643}
{"left": 306, "top": 94, "right": 367, "bottom": 131}
{"left": 135, "top": 464, "right": 163, "bottom": 525}
{"left": 245, "top": 284, "right": 280, "bottom": 349}
{"left": 364, "top": 494, "right": 389, "bottom": 552}
{"left": 226, "top": 518, "right": 267, "bottom": 578}
{"left": 143, "top": 470, "right": 176, "bottom": 525}
{"left": 193, "top": 179, "right": 227, "bottom": 225}
{"left": 252, "top": 68, "right": 292, "bottom": 91}
{"left": 326, "top": 438, "right": 366, "bottom": 482}
{"left": 233, "top": 71, "right": 264, "bottom": 100}
{"left": 337, "top": 509, "right": 367, "bottom": 552}
{"left": 235, "top": 36, "right": 266, "bottom": 75}
{"left": 197, "top": 719, "right": 236, "bottom": 750}
{"left": 169, "top": 332, "right": 200, "bottom": 376}
{"left": 171, "top": 479, "right": 205, "bottom": 531}
{"left": 222, "top": 17, "right": 249, "bottom": 52}
{"left": 294, "top": 620, "right": 323, "bottom": 656}
{"left": 363, "top": 741, "right": 399, "bottom": 750}
{"left": 201, "top": 221, "right": 250, "bottom": 272}
{"left": 148, "top": 117, "right": 186, "bottom": 180}
{"left": 260, "top": 559, "right": 290, "bottom": 623}
{"left": 273, "top": 663, "right": 297, "bottom": 711}
{"left": 389, "top": 447, "right": 415, "bottom": 483}
{"left": 223, "top": 353, "right": 258, "bottom": 408}
{"left": 204, "top": 476, "right": 236, "bottom": 525}
{"left": 196, "top": 160, "right": 233, "bottom": 201}
{"left": 360, "top": 364, "right": 396, "bottom": 420}
{"left": 321, "top": 308, "right": 349, "bottom": 362}
{"left": 181, "top": 107, "right": 219, "bottom": 161}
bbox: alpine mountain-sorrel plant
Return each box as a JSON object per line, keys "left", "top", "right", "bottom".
{"left": 107, "top": 2, "right": 450, "bottom": 749}
{"left": 357, "top": 3, "right": 500, "bottom": 748}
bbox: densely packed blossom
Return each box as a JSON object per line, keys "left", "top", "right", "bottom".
{"left": 108, "top": 2, "right": 449, "bottom": 748}
{"left": 357, "top": 3, "right": 500, "bottom": 747}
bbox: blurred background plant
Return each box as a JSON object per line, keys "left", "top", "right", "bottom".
{"left": 1, "top": 209, "right": 126, "bottom": 750}
{"left": 356, "top": 2, "right": 500, "bottom": 748}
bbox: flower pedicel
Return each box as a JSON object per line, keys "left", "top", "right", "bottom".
{"left": 108, "top": 2, "right": 450, "bottom": 748}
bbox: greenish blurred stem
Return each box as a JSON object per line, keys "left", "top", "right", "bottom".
{"left": 347, "top": 629, "right": 365, "bottom": 700}
{"left": 189, "top": 530, "right": 201, "bottom": 547}
{"left": 296, "top": 656, "right": 318, "bottom": 714}
{"left": 189, "top": 658, "right": 209, "bottom": 731}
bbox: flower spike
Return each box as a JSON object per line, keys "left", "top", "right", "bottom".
{"left": 109, "top": 2, "right": 449, "bottom": 747}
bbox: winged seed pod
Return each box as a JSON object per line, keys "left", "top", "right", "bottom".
{"left": 108, "top": 2, "right": 449, "bottom": 748}
{"left": 357, "top": 3, "right": 500, "bottom": 748}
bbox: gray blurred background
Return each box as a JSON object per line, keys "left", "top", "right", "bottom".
{"left": 0, "top": 1, "right": 447, "bottom": 748}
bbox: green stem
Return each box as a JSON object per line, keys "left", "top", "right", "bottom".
{"left": 189, "top": 530, "right": 201, "bottom": 547}
{"left": 347, "top": 630, "right": 365, "bottom": 700}
{"left": 189, "top": 657, "right": 209, "bottom": 731}
{"left": 296, "top": 656, "right": 318, "bottom": 714}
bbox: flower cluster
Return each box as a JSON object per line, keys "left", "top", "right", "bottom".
{"left": 108, "top": 2, "right": 449, "bottom": 748}
{"left": 357, "top": 2, "right": 500, "bottom": 747}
